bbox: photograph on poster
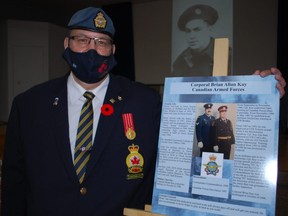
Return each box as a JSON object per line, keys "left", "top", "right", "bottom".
{"left": 171, "top": 0, "right": 233, "bottom": 77}
{"left": 194, "top": 103, "right": 237, "bottom": 160}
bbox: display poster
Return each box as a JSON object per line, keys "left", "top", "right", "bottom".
{"left": 151, "top": 75, "right": 279, "bottom": 216}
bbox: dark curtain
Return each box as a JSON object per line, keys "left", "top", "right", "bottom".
{"left": 103, "top": 2, "right": 135, "bottom": 81}
{"left": 277, "top": 0, "right": 288, "bottom": 133}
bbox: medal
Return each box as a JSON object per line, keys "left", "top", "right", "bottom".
{"left": 126, "top": 128, "right": 136, "bottom": 140}
{"left": 122, "top": 113, "right": 136, "bottom": 140}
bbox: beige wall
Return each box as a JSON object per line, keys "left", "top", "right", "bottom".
{"left": 0, "top": 20, "right": 68, "bottom": 122}
{"left": 133, "top": 0, "right": 278, "bottom": 84}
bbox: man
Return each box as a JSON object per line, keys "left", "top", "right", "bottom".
{"left": 172, "top": 4, "right": 231, "bottom": 76}
{"left": 195, "top": 103, "right": 215, "bottom": 156}
{"left": 1, "top": 7, "right": 161, "bottom": 216}
{"left": 212, "top": 105, "right": 235, "bottom": 159}
{"left": 0, "top": 6, "right": 286, "bottom": 216}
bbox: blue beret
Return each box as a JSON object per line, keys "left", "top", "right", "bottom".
{"left": 178, "top": 4, "right": 218, "bottom": 31}
{"left": 68, "top": 7, "right": 115, "bottom": 38}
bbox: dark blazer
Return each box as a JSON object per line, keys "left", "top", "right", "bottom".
{"left": 1, "top": 74, "right": 162, "bottom": 216}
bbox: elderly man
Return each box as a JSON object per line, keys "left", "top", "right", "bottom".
{"left": 212, "top": 105, "right": 235, "bottom": 159}
{"left": 1, "top": 7, "right": 161, "bottom": 216}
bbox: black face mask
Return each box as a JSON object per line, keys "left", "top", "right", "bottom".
{"left": 63, "top": 48, "right": 117, "bottom": 83}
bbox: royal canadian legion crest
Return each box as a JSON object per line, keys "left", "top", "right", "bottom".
{"left": 126, "top": 144, "right": 144, "bottom": 180}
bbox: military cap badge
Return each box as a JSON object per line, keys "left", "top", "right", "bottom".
{"left": 94, "top": 12, "right": 107, "bottom": 29}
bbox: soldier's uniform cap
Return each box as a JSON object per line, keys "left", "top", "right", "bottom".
{"left": 68, "top": 7, "right": 115, "bottom": 38}
{"left": 218, "top": 105, "right": 228, "bottom": 112}
{"left": 178, "top": 4, "right": 218, "bottom": 31}
{"left": 203, "top": 103, "right": 213, "bottom": 109}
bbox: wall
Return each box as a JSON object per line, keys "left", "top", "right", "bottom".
{"left": 48, "top": 24, "right": 70, "bottom": 79}
{"left": 233, "top": 0, "right": 278, "bottom": 74}
{"left": 133, "top": 0, "right": 278, "bottom": 84}
{"left": 133, "top": 0, "right": 172, "bottom": 84}
{"left": 0, "top": 20, "right": 68, "bottom": 122}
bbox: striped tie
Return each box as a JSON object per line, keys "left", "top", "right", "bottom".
{"left": 74, "top": 91, "right": 95, "bottom": 183}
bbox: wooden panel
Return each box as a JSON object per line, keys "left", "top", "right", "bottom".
{"left": 212, "top": 38, "right": 229, "bottom": 76}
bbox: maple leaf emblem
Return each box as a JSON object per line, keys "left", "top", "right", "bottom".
{"left": 131, "top": 156, "right": 140, "bottom": 165}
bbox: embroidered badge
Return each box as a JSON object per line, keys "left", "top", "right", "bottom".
{"left": 195, "top": 8, "right": 202, "bottom": 15}
{"left": 94, "top": 12, "right": 107, "bottom": 29}
{"left": 203, "top": 154, "right": 220, "bottom": 176}
{"left": 122, "top": 113, "right": 136, "bottom": 140}
{"left": 126, "top": 144, "right": 144, "bottom": 180}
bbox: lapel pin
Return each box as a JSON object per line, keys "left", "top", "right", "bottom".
{"left": 118, "top": 96, "right": 122, "bottom": 101}
{"left": 53, "top": 97, "right": 59, "bottom": 106}
{"left": 101, "top": 104, "right": 114, "bottom": 116}
{"left": 109, "top": 98, "right": 116, "bottom": 104}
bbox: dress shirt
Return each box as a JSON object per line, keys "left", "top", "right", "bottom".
{"left": 67, "top": 73, "right": 109, "bottom": 160}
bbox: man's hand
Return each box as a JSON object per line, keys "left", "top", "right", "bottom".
{"left": 198, "top": 142, "right": 203, "bottom": 148}
{"left": 213, "top": 145, "right": 219, "bottom": 152}
{"left": 253, "top": 67, "right": 286, "bottom": 98}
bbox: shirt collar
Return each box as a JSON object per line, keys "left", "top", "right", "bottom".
{"left": 67, "top": 72, "right": 109, "bottom": 104}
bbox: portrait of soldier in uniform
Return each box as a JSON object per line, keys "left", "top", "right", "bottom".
{"left": 211, "top": 105, "right": 235, "bottom": 159}
{"left": 195, "top": 103, "right": 215, "bottom": 156}
{"left": 171, "top": 0, "right": 233, "bottom": 77}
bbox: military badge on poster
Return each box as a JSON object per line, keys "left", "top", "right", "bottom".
{"left": 201, "top": 152, "right": 223, "bottom": 178}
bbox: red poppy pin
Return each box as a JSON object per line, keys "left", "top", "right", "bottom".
{"left": 101, "top": 104, "right": 114, "bottom": 116}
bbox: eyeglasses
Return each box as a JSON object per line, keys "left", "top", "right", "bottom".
{"left": 69, "top": 35, "right": 113, "bottom": 49}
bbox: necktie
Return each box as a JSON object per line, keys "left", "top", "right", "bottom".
{"left": 74, "top": 91, "right": 95, "bottom": 183}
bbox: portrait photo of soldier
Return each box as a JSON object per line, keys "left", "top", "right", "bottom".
{"left": 171, "top": 0, "right": 232, "bottom": 77}
{"left": 211, "top": 105, "right": 236, "bottom": 159}
{"left": 195, "top": 103, "right": 215, "bottom": 157}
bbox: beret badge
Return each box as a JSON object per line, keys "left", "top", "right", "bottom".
{"left": 94, "top": 12, "right": 107, "bottom": 29}
{"left": 195, "top": 8, "right": 202, "bottom": 15}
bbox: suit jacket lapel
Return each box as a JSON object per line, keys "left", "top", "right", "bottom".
{"left": 85, "top": 76, "right": 125, "bottom": 177}
{"left": 49, "top": 75, "right": 127, "bottom": 183}
{"left": 50, "top": 76, "right": 79, "bottom": 184}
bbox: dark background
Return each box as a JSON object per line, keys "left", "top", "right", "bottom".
{"left": 277, "top": 0, "right": 288, "bottom": 133}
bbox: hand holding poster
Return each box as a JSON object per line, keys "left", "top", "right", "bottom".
{"left": 151, "top": 75, "right": 279, "bottom": 216}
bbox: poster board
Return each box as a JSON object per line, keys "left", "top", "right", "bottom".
{"left": 151, "top": 75, "right": 279, "bottom": 215}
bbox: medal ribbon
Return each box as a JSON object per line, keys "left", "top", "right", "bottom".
{"left": 122, "top": 113, "right": 135, "bottom": 134}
